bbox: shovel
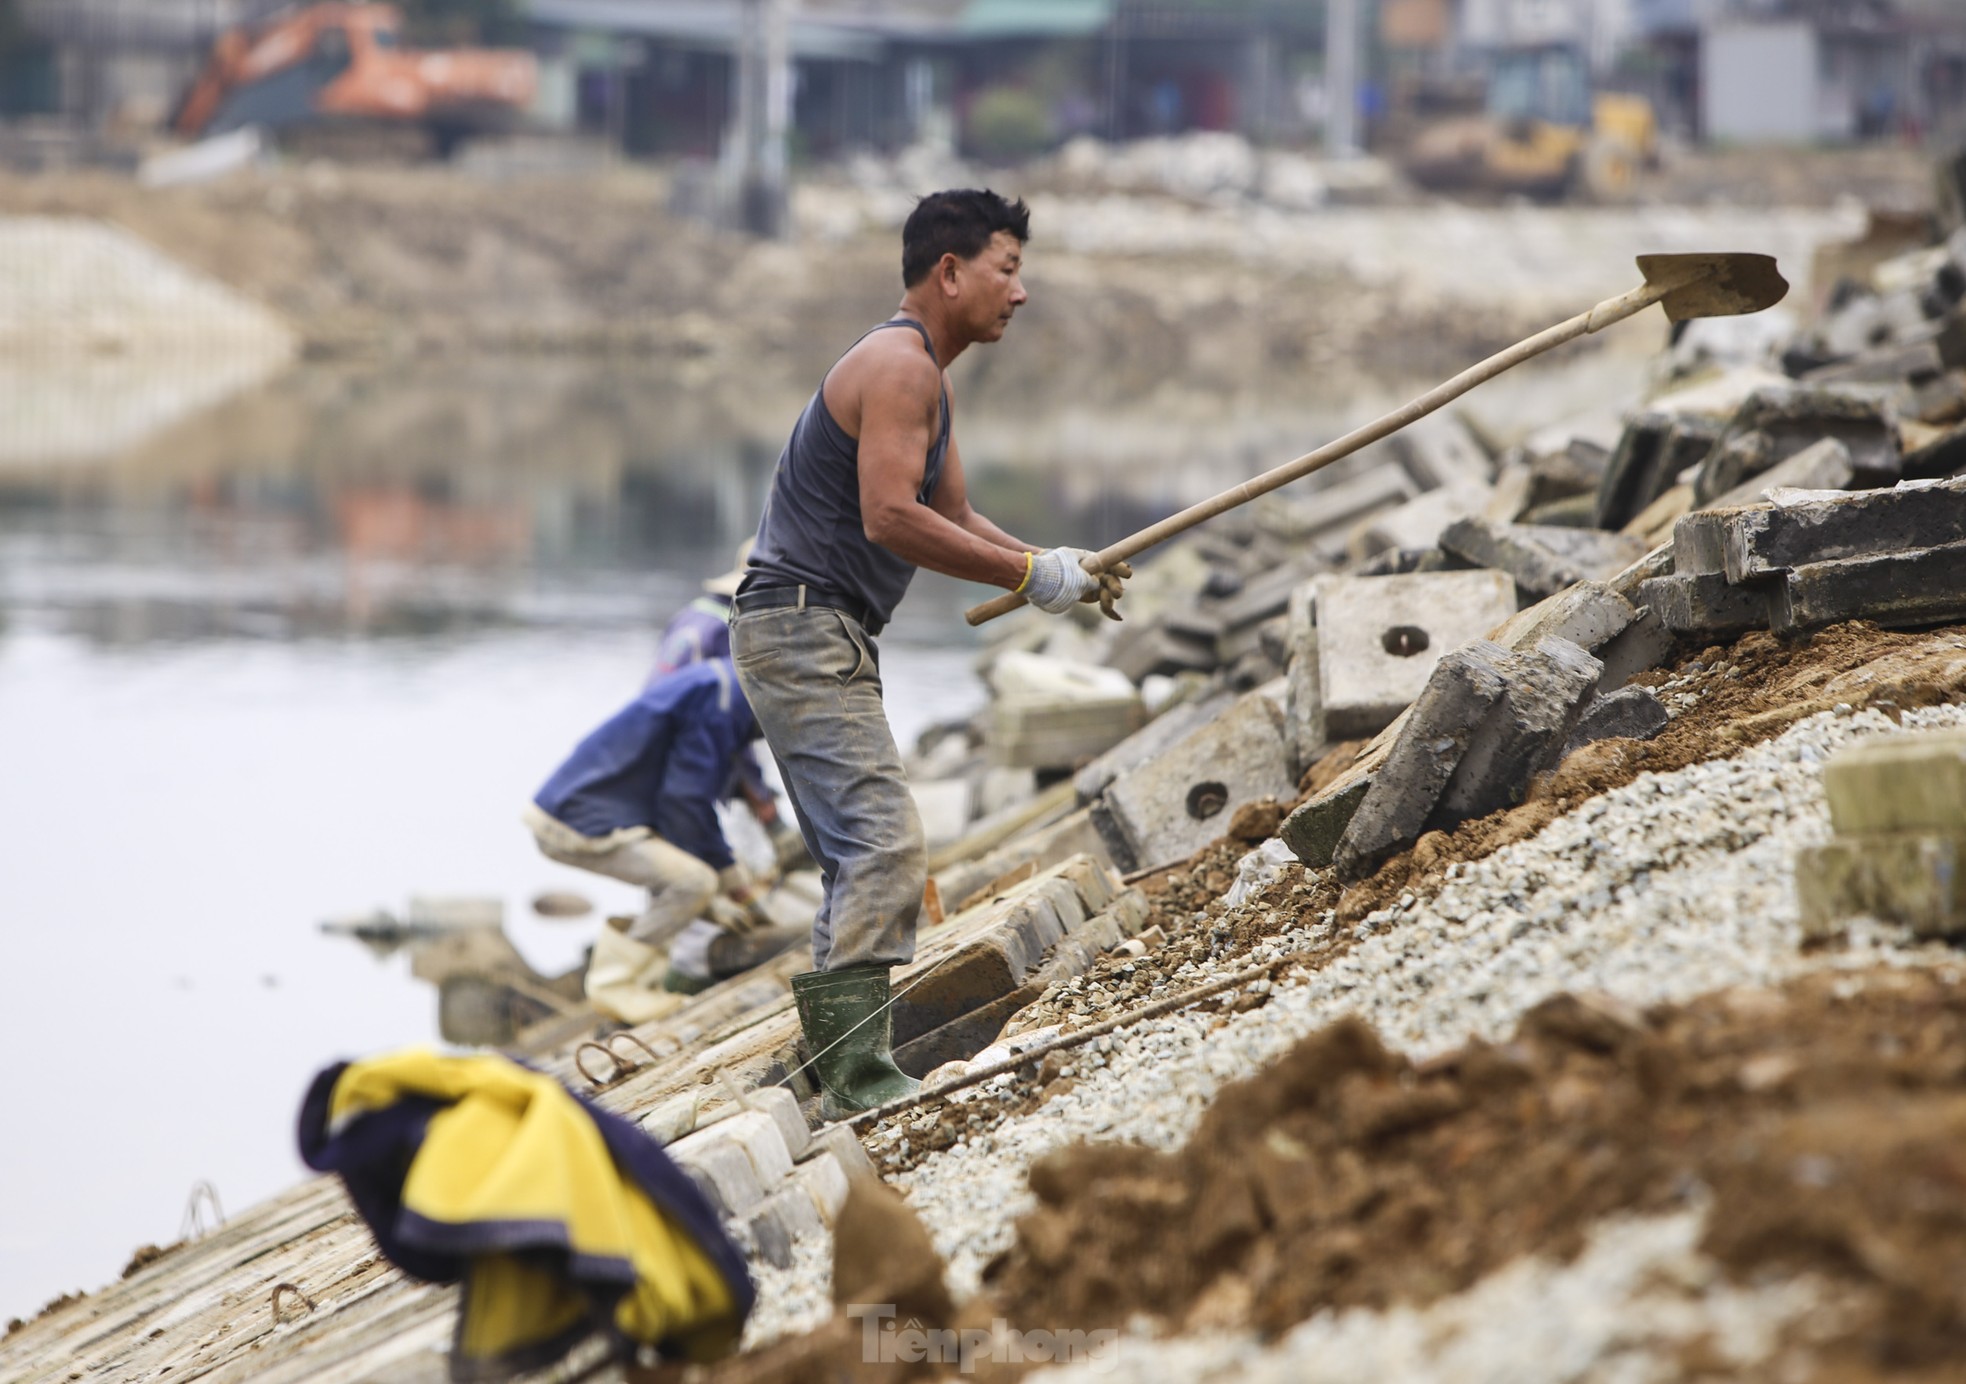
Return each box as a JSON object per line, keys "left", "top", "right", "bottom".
{"left": 965, "top": 252, "right": 1788, "bottom": 627}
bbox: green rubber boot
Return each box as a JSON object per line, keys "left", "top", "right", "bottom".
{"left": 791, "top": 964, "right": 920, "bottom": 1122}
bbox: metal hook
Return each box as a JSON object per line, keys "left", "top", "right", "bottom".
{"left": 269, "top": 1282, "right": 316, "bottom": 1324}
{"left": 575, "top": 1041, "right": 627, "bottom": 1088}
{"left": 180, "top": 1180, "right": 225, "bottom": 1241}
{"left": 604, "top": 1031, "right": 663, "bottom": 1068}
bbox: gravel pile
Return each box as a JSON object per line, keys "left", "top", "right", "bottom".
{"left": 739, "top": 700, "right": 1966, "bottom": 1351}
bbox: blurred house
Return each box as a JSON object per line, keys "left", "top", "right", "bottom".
{"left": 1, "top": 0, "right": 275, "bottom": 135}
{"left": 1633, "top": 0, "right": 1966, "bottom": 143}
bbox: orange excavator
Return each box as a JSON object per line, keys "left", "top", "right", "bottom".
{"left": 174, "top": 3, "right": 536, "bottom": 156}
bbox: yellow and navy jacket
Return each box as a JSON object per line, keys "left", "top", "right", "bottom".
{"left": 298, "top": 1049, "right": 753, "bottom": 1381}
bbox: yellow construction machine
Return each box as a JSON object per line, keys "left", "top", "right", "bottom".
{"left": 1401, "top": 44, "right": 1657, "bottom": 202}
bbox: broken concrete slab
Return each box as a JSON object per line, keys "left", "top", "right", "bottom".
{"left": 1636, "top": 572, "right": 1771, "bottom": 639}
{"left": 1311, "top": 568, "right": 1517, "bottom": 739}
{"left": 1330, "top": 641, "right": 1513, "bottom": 880}
{"left": 1822, "top": 728, "right": 1966, "bottom": 835}
{"left": 1431, "top": 638, "right": 1601, "bottom": 829}
{"left": 1255, "top": 466, "right": 1417, "bottom": 548}
{"left": 1073, "top": 689, "right": 1236, "bottom": 802}
{"left": 1594, "top": 606, "right": 1676, "bottom": 692}
{"left": 1595, "top": 412, "right": 1721, "bottom": 531}
{"left": 1488, "top": 580, "right": 1638, "bottom": 659}
{"left": 1278, "top": 775, "right": 1372, "bottom": 870}
{"left": 1796, "top": 833, "right": 1966, "bottom": 939}
{"left": 1105, "top": 621, "right": 1219, "bottom": 683}
{"left": 1349, "top": 481, "right": 1493, "bottom": 562}
{"left": 1720, "top": 476, "right": 1966, "bottom": 585}
{"left": 1769, "top": 539, "right": 1966, "bottom": 635}
{"left": 1392, "top": 413, "right": 1493, "bottom": 490}
{"left": 1103, "top": 689, "right": 1297, "bottom": 871}
{"left": 1705, "top": 436, "right": 1856, "bottom": 513}
{"left": 1283, "top": 582, "right": 1324, "bottom": 777}
{"left": 1439, "top": 517, "right": 1651, "bottom": 599}
{"left": 1691, "top": 386, "right": 1899, "bottom": 505}
{"left": 1563, "top": 685, "right": 1669, "bottom": 756}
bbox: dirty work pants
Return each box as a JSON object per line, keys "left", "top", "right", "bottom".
{"left": 521, "top": 804, "right": 716, "bottom": 946}
{"left": 729, "top": 605, "right": 926, "bottom": 971}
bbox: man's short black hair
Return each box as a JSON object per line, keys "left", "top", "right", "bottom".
{"left": 902, "top": 188, "right": 1031, "bottom": 288}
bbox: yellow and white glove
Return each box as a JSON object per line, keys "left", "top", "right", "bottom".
{"left": 1021, "top": 547, "right": 1131, "bottom": 621}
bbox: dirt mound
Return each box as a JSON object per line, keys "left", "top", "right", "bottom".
{"left": 1337, "top": 621, "right": 1966, "bottom": 923}
{"left": 982, "top": 968, "right": 1966, "bottom": 1375}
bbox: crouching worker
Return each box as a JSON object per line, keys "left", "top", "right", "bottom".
{"left": 523, "top": 656, "right": 794, "bottom": 1025}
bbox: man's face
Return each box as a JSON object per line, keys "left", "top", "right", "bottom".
{"left": 950, "top": 231, "right": 1028, "bottom": 343}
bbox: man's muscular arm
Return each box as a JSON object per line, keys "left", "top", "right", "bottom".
{"left": 926, "top": 387, "right": 1035, "bottom": 553}
{"left": 856, "top": 348, "right": 1030, "bottom": 590}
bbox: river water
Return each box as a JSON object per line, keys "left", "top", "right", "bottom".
{"left": 0, "top": 340, "right": 1648, "bottom": 1319}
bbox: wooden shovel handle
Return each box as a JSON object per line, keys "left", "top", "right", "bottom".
{"left": 964, "top": 268, "right": 1686, "bottom": 628}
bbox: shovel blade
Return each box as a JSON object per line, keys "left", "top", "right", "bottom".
{"left": 1637, "top": 252, "right": 1788, "bottom": 322}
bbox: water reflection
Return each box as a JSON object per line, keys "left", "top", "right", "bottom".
{"left": 0, "top": 357, "right": 1215, "bottom": 648}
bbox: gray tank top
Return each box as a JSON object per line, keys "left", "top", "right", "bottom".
{"left": 743, "top": 318, "right": 950, "bottom": 626}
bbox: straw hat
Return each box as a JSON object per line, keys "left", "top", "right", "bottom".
{"left": 703, "top": 537, "right": 756, "bottom": 598}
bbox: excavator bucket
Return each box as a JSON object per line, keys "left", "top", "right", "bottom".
{"left": 1636, "top": 252, "right": 1789, "bottom": 323}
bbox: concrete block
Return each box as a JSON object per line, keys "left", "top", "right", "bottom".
{"left": 799, "top": 1122, "right": 879, "bottom": 1184}
{"left": 1102, "top": 690, "right": 1296, "bottom": 871}
{"left": 1564, "top": 685, "right": 1669, "bottom": 756}
{"left": 894, "top": 977, "right": 1046, "bottom": 1079}
{"left": 1350, "top": 481, "right": 1492, "bottom": 560}
{"left": 639, "top": 1092, "right": 700, "bottom": 1145}
{"left": 669, "top": 1131, "right": 768, "bottom": 1220}
{"left": 1821, "top": 729, "right": 1966, "bottom": 836}
{"left": 988, "top": 695, "right": 1145, "bottom": 772}
{"left": 1607, "top": 541, "right": 1674, "bottom": 605}
{"left": 1394, "top": 413, "right": 1493, "bottom": 489}
{"left": 900, "top": 920, "right": 1038, "bottom": 1045}
{"left": 1284, "top": 582, "right": 1324, "bottom": 776}
{"left": 1769, "top": 539, "right": 1966, "bottom": 635}
{"left": 1720, "top": 476, "right": 1966, "bottom": 584}
{"left": 1057, "top": 853, "right": 1120, "bottom": 914}
{"left": 1088, "top": 800, "right": 1139, "bottom": 875}
{"left": 1692, "top": 386, "right": 1898, "bottom": 505}
{"left": 1432, "top": 638, "right": 1601, "bottom": 828}
{"left": 1440, "top": 517, "right": 1651, "bottom": 599}
{"left": 1259, "top": 466, "right": 1418, "bottom": 546}
{"left": 1106, "top": 621, "right": 1219, "bottom": 683}
{"left": 1670, "top": 508, "right": 1741, "bottom": 577}
{"left": 1103, "top": 889, "right": 1151, "bottom": 936}
{"left": 1331, "top": 642, "right": 1513, "bottom": 880}
{"left": 795, "top": 1150, "right": 852, "bottom": 1226}
{"left": 1311, "top": 569, "right": 1517, "bottom": 738}
{"left": 1595, "top": 412, "right": 1720, "bottom": 530}
{"left": 1594, "top": 606, "right": 1676, "bottom": 691}
{"left": 1490, "top": 580, "right": 1638, "bottom": 657}
{"left": 1073, "top": 691, "right": 1233, "bottom": 802}
{"left": 1636, "top": 573, "right": 1771, "bottom": 638}
{"left": 1706, "top": 437, "right": 1856, "bottom": 512}
{"left": 1279, "top": 775, "right": 1372, "bottom": 869}
{"left": 743, "top": 1083, "right": 812, "bottom": 1163}
{"left": 1068, "top": 907, "right": 1124, "bottom": 954}
{"left": 1802, "top": 339, "right": 1945, "bottom": 389}
{"left": 1796, "top": 833, "right": 1966, "bottom": 939}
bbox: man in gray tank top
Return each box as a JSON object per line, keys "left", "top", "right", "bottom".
{"left": 730, "top": 189, "right": 1126, "bottom": 1121}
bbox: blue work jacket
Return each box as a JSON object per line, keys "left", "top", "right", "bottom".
{"left": 533, "top": 658, "right": 757, "bottom": 869}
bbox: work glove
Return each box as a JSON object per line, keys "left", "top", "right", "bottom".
{"left": 712, "top": 863, "right": 770, "bottom": 934}
{"left": 1023, "top": 548, "right": 1132, "bottom": 621}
